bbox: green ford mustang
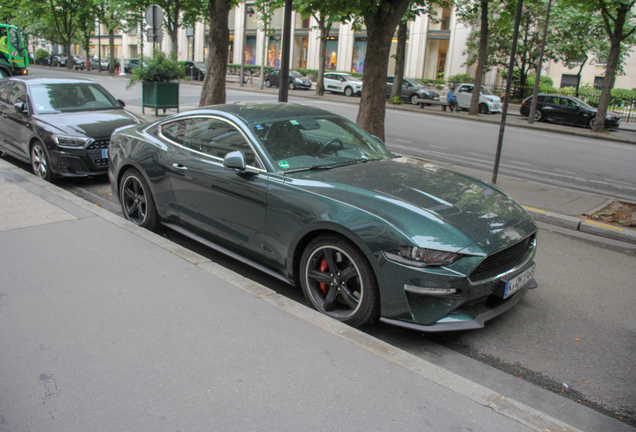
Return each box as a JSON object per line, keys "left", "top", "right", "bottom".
{"left": 109, "top": 103, "right": 538, "bottom": 331}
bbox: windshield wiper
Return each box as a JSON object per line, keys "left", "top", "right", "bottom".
{"left": 284, "top": 164, "right": 334, "bottom": 173}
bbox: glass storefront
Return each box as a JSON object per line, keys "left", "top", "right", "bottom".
{"left": 352, "top": 37, "right": 366, "bottom": 73}
{"left": 325, "top": 38, "right": 338, "bottom": 70}
{"left": 294, "top": 36, "right": 308, "bottom": 69}
{"left": 267, "top": 36, "right": 281, "bottom": 68}
{"left": 245, "top": 35, "right": 256, "bottom": 65}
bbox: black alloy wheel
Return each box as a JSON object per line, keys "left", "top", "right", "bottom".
{"left": 300, "top": 234, "right": 380, "bottom": 327}
{"left": 31, "top": 142, "right": 53, "bottom": 182}
{"left": 588, "top": 117, "right": 597, "bottom": 129}
{"left": 479, "top": 103, "right": 489, "bottom": 114}
{"left": 119, "top": 168, "right": 159, "bottom": 230}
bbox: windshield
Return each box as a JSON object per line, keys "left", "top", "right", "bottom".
{"left": 250, "top": 115, "right": 394, "bottom": 173}
{"left": 408, "top": 78, "right": 428, "bottom": 87}
{"left": 344, "top": 75, "right": 362, "bottom": 83}
{"left": 480, "top": 86, "right": 493, "bottom": 95}
{"left": 30, "top": 83, "right": 122, "bottom": 114}
{"left": 289, "top": 70, "right": 303, "bottom": 77}
{"left": 195, "top": 62, "right": 206, "bottom": 68}
{"left": 572, "top": 97, "right": 593, "bottom": 110}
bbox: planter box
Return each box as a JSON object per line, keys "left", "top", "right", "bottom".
{"left": 142, "top": 81, "right": 180, "bottom": 116}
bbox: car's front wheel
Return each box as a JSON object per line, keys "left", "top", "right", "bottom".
{"left": 119, "top": 168, "right": 159, "bottom": 231}
{"left": 289, "top": 81, "right": 296, "bottom": 90}
{"left": 300, "top": 234, "right": 380, "bottom": 327}
{"left": 479, "top": 103, "right": 489, "bottom": 114}
{"left": 265, "top": 79, "right": 272, "bottom": 88}
{"left": 344, "top": 86, "right": 353, "bottom": 97}
{"left": 31, "top": 141, "right": 54, "bottom": 183}
{"left": 410, "top": 94, "right": 419, "bottom": 105}
{"left": 588, "top": 117, "right": 597, "bottom": 129}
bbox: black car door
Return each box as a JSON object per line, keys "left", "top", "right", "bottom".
{"left": 2, "top": 82, "right": 31, "bottom": 160}
{"left": 0, "top": 80, "right": 12, "bottom": 150}
{"left": 558, "top": 97, "right": 584, "bottom": 125}
{"left": 165, "top": 116, "right": 269, "bottom": 260}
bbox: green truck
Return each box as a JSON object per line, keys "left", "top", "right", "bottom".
{"left": 0, "top": 24, "right": 29, "bottom": 78}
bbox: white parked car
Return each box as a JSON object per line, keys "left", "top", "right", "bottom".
{"left": 323, "top": 72, "right": 362, "bottom": 96}
{"left": 453, "top": 83, "right": 502, "bottom": 114}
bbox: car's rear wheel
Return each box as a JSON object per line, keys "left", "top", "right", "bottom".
{"left": 265, "top": 79, "right": 272, "bottom": 88}
{"left": 344, "top": 86, "right": 353, "bottom": 97}
{"left": 289, "top": 82, "right": 296, "bottom": 90}
{"left": 119, "top": 168, "right": 159, "bottom": 231}
{"left": 479, "top": 103, "right": 489, "bottom": 114}
{"left": 31, "top": 142, "right": 54, "bottom": 183}
{"left": 410, "top": 94, "right": 419, "bottom": 105}
{"left": 300, "top": 234, "right": 380, "bottom": 327}
{"left": 534, "top": 110, "right": 542, "bottom": 122}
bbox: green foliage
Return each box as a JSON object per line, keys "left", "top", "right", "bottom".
{"left": 448, "top": 73, "right": 474, "bottom": 84}
{"left": 611, "top": 88, "right": 636, "bottom": 100}
{"left": 35, "top": 48, "right": 49, "bottom": 61}
{"left": 526, "top": 74, "right": 555, "bottom": 93}
{"left": 127, "top": 51, "right": 185, "bottom": 88}
{"left": 392, "top": 96, "right": 402, "bottom": 104}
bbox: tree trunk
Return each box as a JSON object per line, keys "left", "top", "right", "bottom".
{"left": 593, "top": 39, "right": 620, "bottom": 132}
{"left": 109, "top": 30, "right": 115, "bottom": 73}
{"left": 65, "top": 42, "right": 73, "bottom": 70}
{"left": 200, "top": 0, "right": 231, "bottom": 106}
{"left": 315, "top": 17, "right": 330, "bottom": 96}
{"left": 389, "top": 20, "right": 407, "bottom": 103}
{"left": 356, "top": 0, "right": 410, "bottom": 141}
{"left": 260, "top": 21, "right": 267, "bottom": 89}
{"left": 168, "top": 15, "right": 180, "bottom": 53}
{"left": 575, "top": 53, "right": 587, "bottom": 98}
{"left": 469, "top": 0, "right": 488, "bottom": 115}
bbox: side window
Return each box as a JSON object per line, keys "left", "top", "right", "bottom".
{"left": 161, "top": 119, "right": 188, "bottom": 145}
{"left": 387, "top": 76, "right": 394, "bottom": 84}
{"left": 537, "top": 96, "right": 545, "bottom": 102}
{"left": 183, "top": 118, "right": 257, "bottom": 167}
{"left": 8, "top": 82, "right": 27, "bottom": 104}
{"left": 0, "top": 81, "right": 11, "bottom": 103}
{"left": 460, "top": 85, "right": 472, "bottom": 93}
{"left": 560, "top": 98, "right": 574, "bottom": 107}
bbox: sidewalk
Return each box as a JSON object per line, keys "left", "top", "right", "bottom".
{"left": 2, "top": 156, "right": 635, "bottom": 431}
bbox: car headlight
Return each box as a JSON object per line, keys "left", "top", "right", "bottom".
{"left": 52, "top": 135, "right": 93, "bottom": 149}
{"left": 421, "top": 91, "right": 429, "bottom": 97}
{"left": 384, "top": 246, "right": 463, "bottom": 268}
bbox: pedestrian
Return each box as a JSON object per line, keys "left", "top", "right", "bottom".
{"left": 49, "top": 54, "right": 53, "bottom": 67}
{"left": 446, "top": 87, "right": 458, "bottom": 112}
{"left": 249, "top": 69, "right": 254, "bottom": 88}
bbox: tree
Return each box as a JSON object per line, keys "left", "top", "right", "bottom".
{"left": 456, "top": 0, "right": 490, "bottom": 115}
{"left": 75, "top": 3, "right": 98, "bottom": 70}
{"left": 462, "top": 0, "right": 553, "bottom": 89}
{"left": 18, "top": 0, "right": 89, "bottom": 69}
{"left": 199, "top": 0, "right": 238, "bottom": 106}
{"left": 296, "top": 0, "right": 349, "bottom": 96}
{"left": 95, "top": 0, "right": 127, "bottom": 73}
{"left": 549, "top": 3, "right": 607, "bottom": 97}
{"left": 156, "top": 0, "right": 207, "bottom": 54}
{"left": 0, "top": 0, "right": 21, "bottom": 23}
{"left": 565, "top": 0, "right": 636, "bottom": 132}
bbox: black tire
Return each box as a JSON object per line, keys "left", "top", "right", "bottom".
{"left": 588, "top": 117, "right": 597, "bottom": 129}
{"left": 31, "top": 141, "right": 54, "bottom": 183}
{"left": 410, "top": 94, "right": 419, "bottom": 105}
{"left": 119, "top": 168, "right": 159, "bottom": 230}
{"left": 479, "top": 103, "right": 489, "bottom": 114}
{"left": 534, "top": 110, "right": 542, "bottom": 122}
{"left": 289, "top": 81, "right": 296, "bottom": 90}
{"left": 344, "top": 86, "right": 353, "bottom": 97}
{"left": 265, "top": 79, "right": 272, "bottom": 88}
{"left": 300, "top": 234, "right": 380, "bottom": 327}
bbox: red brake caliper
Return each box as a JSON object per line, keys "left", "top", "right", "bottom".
{"left": 319, "top": 258, "right": 328, "bottom": 294}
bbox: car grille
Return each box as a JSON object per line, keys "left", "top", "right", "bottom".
{"left": 86, "top": 139, "right": 109, "bottom": 167}
{"left": 469, "top": 235, "right": 534, "bottom": 283}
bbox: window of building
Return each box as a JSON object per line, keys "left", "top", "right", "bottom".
{"left": 267, "top": 36, "right": 281, "bottom": 67}
{"left": 294, "top": 36, "right": 308, "bottom": 69}
{"left": 245, "top": 35, "right": 256, "bottom": 65}
{"left": 325, "top": 37, "right": 338, "bottom": 70}
{"left": 594, "top": 76, "right": 604, "bottom": 90}
{"left": 560, "top": 74, "right": 579, "bottom": 88}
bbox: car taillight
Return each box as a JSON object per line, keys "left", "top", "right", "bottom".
{"left": 522, "top": 101, "right": 526, "bottom": 105}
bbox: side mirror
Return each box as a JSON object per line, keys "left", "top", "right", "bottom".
{"left": 13, "top": 102, "right": 28, "bottom": 114}
{"left": 223, "top": 150, "right": 247, "bottom": 171}
{"left": 117, "top": 99, "right": 126, "bottom": 107}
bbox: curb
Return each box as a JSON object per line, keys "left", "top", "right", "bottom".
{"left": 523, "top": 206, "right": 636, "bottom": 245}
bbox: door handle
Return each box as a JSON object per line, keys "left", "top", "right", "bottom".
{"left": 172, "top": 163, "right": 188, "bottom": 171}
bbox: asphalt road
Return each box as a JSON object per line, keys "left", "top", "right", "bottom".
{"left": 6, "top": 68, "right": 636, "bottom": 428}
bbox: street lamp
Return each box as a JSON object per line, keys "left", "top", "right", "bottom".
{"left": 239, "top": 3, "right": 255, "bottom": 88}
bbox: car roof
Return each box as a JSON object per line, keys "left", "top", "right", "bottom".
{"left": 3, "top": 77, "right": 99, "bottom": 86}
{"left": 176, "top": 103, "right": 338, "bottom": 124}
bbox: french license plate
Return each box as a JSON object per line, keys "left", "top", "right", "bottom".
{"left": 503, "top": 264, "right": 535, "bottom": 298}
{"left": 102, "top": 149, "right": 108, "bottom": 158}
{"left": 433, "top": 97, "right": 439, "bottom": 100}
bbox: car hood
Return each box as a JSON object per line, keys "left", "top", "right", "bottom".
{"left": 415, "top": 86, "right": 439, "bottom": 95}
{"left": 286, "top": 157, "right": 536, "bottom": 254}
{"left": 34, "top": 110, "right": 144, "bottom": 138}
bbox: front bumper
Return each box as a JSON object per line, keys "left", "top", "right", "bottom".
{"left": 47, "top": 139, "right": 110, "bottom": 177}
{"left": 374, "top": 233, "right": 537, "bottom": 332}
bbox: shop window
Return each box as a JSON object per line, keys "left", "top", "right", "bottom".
{"left": 245, "top": 36, "right": 256, "bottom": 65}
{"left": 268, "top": 36, "right": 281, "bottom": 67}
{"left": 325, "top": 38, "right": 338, "bottom": 70}
{"left": 352, "top": 37, "right": 367, "bottom": 73}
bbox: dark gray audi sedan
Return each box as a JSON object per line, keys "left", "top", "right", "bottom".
{"left": 0, "top": 77, "right": 144, "bottom": 182}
